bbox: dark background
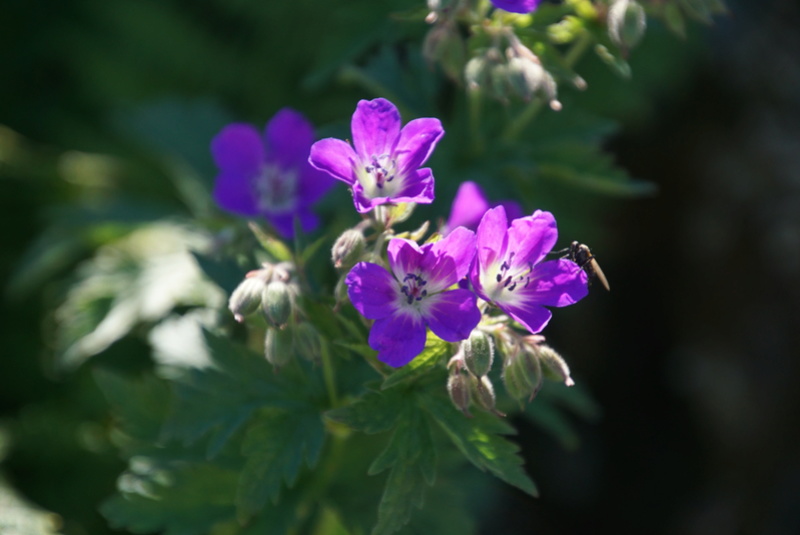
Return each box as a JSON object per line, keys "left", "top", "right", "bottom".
{"left": 2, "top": 1, "right": 798, "bottom": 534}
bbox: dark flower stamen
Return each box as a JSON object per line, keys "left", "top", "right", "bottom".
{"left": 401, "top": 273, "right": 429, "bottom": 304}
{"left": 365, "top": 154, "right": 396, "bottom": 189}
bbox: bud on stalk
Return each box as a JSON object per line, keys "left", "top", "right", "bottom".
{"left": 264, "top": 327, "right": 293, "bottom": 368}
{"left": 447, "top": 371, "right": 472, "bottom": 417}
{"left": 331, "top": 229, "right": 365, "bottom": 270}
{"left": 228, "top": 276, "right": 267, "bottom": 322}
{"left": 463, "top": 330, "right": 494, "bottom": 378}
{"left": 262, "top": 281, "right": 293, "bottom": 328}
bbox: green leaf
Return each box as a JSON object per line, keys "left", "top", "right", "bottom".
{"left": 53, "top": 223, "right": 224, "bottom": 370}
{"left": 369, "top": 412, "right": 437, "bottom": 535}
{"left": 422, "top": 392, "right": 538, "bottom": 497}
{"left": 326, "top": 388, "right": 405, "bottom": 435}
{"left": 248, "top": 221, "right": 293, "bottom": 261}
{"left": 161, "top": 331, "right": 310, "bottom": 458}
{"left": 236, "top": 407, "right": 325, "bottom": 521}
{"left": 101, "top": 461, "right": 238, "bottom": 535}
{"left": 529, "top": 141, "right": 657, "bottom": 197}
{"left": 372, "top": 462, "right": 427, "bottom": 535}
{"left": 94, "top": 369, "right": 171, "bottom": 444}
{"left": 381, "top": 336, "right": 449, "bottom": 390}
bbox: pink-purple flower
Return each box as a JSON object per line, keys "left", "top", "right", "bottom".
{"left": 490, "top": 0, "right": 542, "bottom": 14}
{"left": 309, "top": 98, "right": 444, "bottom": 214}
{"left": 469, "top": 206, "right": 588, "bottom": 335}
{"left": 444, "top": 181, "right": 523, "bottom": 235}
{"left": 211, "top": 108, "right": 335, "bottom": 238}
{"left": 345, "top": 227, "right": 481, "bottom": 367}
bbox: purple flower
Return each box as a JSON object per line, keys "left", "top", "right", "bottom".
{"left": 345, "top": 227, "right": 481, "bottom": 367}
{"left": 444, "top": 181, "right": 523, "bottom": 234}
{"left": 469, "top": 206, "right": 588, "bottom": 334}
{"left": 490, "top": 0, "right": 541, "bottom": 14}
{"left": 309, "top": 98, "right": 444, "bottom": 214}
{"left": 211, "top": 108, "right": 335, "bottom": 238}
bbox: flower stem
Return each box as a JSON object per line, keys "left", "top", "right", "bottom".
{"left": 320, "top": 339, "right": 338, "bottom": 408}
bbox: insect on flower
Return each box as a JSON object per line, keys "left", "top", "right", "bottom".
{"left": 558, "top": 241, "right": 610, "bottom": 291}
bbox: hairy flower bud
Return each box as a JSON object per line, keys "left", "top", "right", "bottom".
{"left": 447, "top": 371, "right": 472, "bottom": 417}
{"left": 262, "top": 280, "right": 293, "bottom": 328}
{"left": 536, "top": 344, "right": 574, "bottom": 386}
{"left": 608, "top": 0, "right": 646, "bottom": 51}
{"left": 293, "top": 322, "right": 322, "bottom": 362}
{"left": 463, "top": 330, "right": 494, "bottom": 378}
{"left": 331, "top": 229, "right": 366, "bottom": 270}
{"left": 502, "top": 350, "right": 543, "bottom": 402}
{"left": 228, "top": 276, "right": 267, "bottom": 322}
{"left": 264, "top": 326, "right": 293, "bottom": 368}
{"left": 470, "top": 375, "right": 504, "bottom": 417}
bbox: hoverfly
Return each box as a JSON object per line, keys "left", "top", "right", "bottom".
{"left": 555, "top": 241, "right": 610, "bottom": 291}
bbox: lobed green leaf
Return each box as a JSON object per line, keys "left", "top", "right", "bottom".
{"left": 235, "top": 407, "right": 325, "bottom": 521}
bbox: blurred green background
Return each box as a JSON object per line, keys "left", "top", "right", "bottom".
{"left": 2, "top": 0, "right": 799, "bottom": 534}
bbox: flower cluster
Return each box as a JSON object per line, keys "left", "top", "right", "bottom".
{"left": 216, "top": 97, "right": 591, "bottom": 410}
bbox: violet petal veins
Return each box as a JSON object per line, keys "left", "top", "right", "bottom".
{"left": 469, "top": 206, "right": 589, "bottom": 334}
{"left": 309, "top": 98, "right": 444, "bottom": 214}
{"left": 345, "top": 227, "right": 480, "bottom": 367}
{"left": 211, "top": 108, "right": 335, "bottom": 238}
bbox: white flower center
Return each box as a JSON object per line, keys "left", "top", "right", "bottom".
{"left": 356, "top": 153, "right": 402, "bottom": 198}
{"left": 254, "top": 163, "right": 298, "bottom": 213}
{"left": 483, "top": 251, "right": 533, "bottom": 303}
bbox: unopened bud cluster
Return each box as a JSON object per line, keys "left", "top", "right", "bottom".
{"left": 228, "top": 262, "right": 297, "bottom": 327}
{"left": 228, "top": 261, "right": 322, "bottom": 370}
{"left": 447, "top": 330, "right": 504, "bottom": 417}
{"left": 448, "top": 325, "right": 577, "bottom": 416}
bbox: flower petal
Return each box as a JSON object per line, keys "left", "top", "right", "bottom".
{"left": 387, "top": 238, "right": 424, "bottom": 283}
{"left": 369, "top": 313, "right": 427, "bottom": 367}
{"left": 345, "top": 262, "right": 398, "bottom": 320}
{"left": 213, "top": 172, "right": 259, "bottom": 216}
{"left": 473, "top": 205, "right": 509, "bottom": 279}
{"left": 267, "top": 209, "right": 319, "bottom": 239}
{"left": 490, "top": 0, "right": 541, "bottom": 14}
{"left": 351, "top": 98, "right": 401, "bottom": 159}
{"left": 309, "top": 137, "right": 358, "bottom": 185}
{"left": 496, "top": 200, "right": 523, "bottom": 222}
{"left": 445, "top": 181, "right": 490, "bottom": 233}
{"left": 395, "top": 117, "right": 444, "bottom": 174}
{"left": 504, "top": 303, "right": 553, "bottom": 335}
{"left": 265, "top": 108, "right": 314, "bottom": 168}
{"left": 211, "top": 123, "right": 264, "bottom": 176}
{"left": 424, "top": 226, "right": 476, "bottom": 289}
{"left": 424, "top": 289, "right": 481, "bottom": 342}
{"left": 506, "top": 209, "right": 558, "bottom": 266}
{"left": 521, "top": 259, "right": 589, "bottom": 307}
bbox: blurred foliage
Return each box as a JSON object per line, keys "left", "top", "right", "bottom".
{"left": 0, "top": 0, "right": 730, "bottom": 534}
